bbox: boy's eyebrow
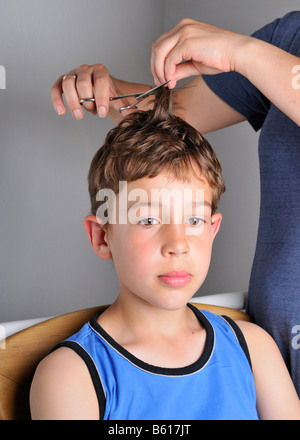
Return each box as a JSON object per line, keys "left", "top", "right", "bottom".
{"left": 126, "top": 200, "right": 212, "bottom": 210}
{"left": 127, "top": 201, "right": 159, "bottom": 211}
{"left": 191, "top": 200, "right": 212, "bottom": 208}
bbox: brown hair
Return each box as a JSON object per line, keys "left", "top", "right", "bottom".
{"left": 88, "top": 87, "right": 225, "bottom": 217}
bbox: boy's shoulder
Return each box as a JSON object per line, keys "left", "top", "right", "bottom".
{"left": 235, "top": 319, "right": 273, "bottom": 347}
{"left": 234, "top": 319, "right": 282, "bottom": 370}
{"left": 30, "top": 346, "right": 98, "bottom": 419}
{"left": 235, "top": 319, "right": 270, "bottom": 339}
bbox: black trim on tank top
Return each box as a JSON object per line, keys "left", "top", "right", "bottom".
{"left": 221, "top": 315, "right": 253, "bottom": 370}
{"left": 89, "top": 303, "right": 215, "bottom": 377}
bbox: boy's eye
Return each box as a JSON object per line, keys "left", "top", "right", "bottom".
{"left": 139, "top": 217, "right": 160, "bottom": 226}
{"left": 185, "top": 217, "right": 204, "bottom": 226}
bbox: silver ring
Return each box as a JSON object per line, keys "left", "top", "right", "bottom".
{"left": 79, "top": 98, "right": 95, "bottom": 104}
{"left": 62, "top": 73, "right": 77, "bottom": 81}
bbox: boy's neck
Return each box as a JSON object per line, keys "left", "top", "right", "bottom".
{"left": 98, "top": 291, "right": 201, "bottom": 342}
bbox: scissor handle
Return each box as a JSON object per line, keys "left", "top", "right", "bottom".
{"left": 118, "top": 102, "right": 139, "bottom": 113}
{"left": 79, "top": 98, "right": 95, "bottom": 104}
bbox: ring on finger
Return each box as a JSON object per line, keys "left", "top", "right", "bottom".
{"left": 62, "top": 73, "right": 77, "bottom": 81}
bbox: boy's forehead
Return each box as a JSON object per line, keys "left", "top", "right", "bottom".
{"left": 117, "top": 173, "right": 214, "bottom": 214}
{"left": 126, "top": 172, "right": 213, "bottom": 195}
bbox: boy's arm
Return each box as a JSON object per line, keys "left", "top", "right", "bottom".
{"left": 30, "top": 347, "right": 99, "bottom": 420}
{"left": 237, "top": 320, "right": 300, "bottom": 420}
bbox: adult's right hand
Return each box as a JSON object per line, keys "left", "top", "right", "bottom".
{"left": 51, "top": 64, "right": 140, "bottom": 121}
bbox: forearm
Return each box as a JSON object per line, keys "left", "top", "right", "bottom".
{"left": 235, "top": 36, "right": 300, "bottom": 126}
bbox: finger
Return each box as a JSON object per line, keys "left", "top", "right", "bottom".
{"left": 151, "top": 36, "right": 180, "bottom": 86}
{"left": 151, "top": 28, "right": 181, "bottom": 86}
{"left": 150, "top": 20, "right": 189, "bottom": 85}
{"left": 62, "top": 72, "right": 83, "bottom": 120}
{"left": 168, "top": 61, "right": 201, "bottom": 84}
{"left": 75, "top": 65, "right": 97, "bottom": 114}
{"left": 151, "top": 42, "right": 165, "bottom": 85}
{"left": 164, "top": 44, "right": 193, "bottom": 86}
{"left": 50, "top": 76, "right": 66, "bottom": 116}
{"left": 92, "top": 65, "right": 110, "bottom": 118}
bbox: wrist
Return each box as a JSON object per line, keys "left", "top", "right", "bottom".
{"left": 231, "top": 35, "right": 261, "bottom": 75}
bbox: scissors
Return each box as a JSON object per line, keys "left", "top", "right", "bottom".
{"left": 79, "top": 80, "right": 171, "bottom": 113}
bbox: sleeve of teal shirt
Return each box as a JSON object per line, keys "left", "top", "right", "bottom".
{"left": 202, "top": 11, "right": 300, "bottom": 131}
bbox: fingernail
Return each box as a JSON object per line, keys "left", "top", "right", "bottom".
{"left": 98, "top": 106, "right": 106, "bottom": 118}
{"left": 73, "top": 109, "right": 83, "bottom": 120}
{"left": 56, "top": 105, "right": 64, "bottom": 115}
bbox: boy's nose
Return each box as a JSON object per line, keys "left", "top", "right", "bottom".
{"left": 161, "top": 225, "right": 190, "bottom": 257}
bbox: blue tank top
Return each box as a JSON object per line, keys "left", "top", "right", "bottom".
{"left": 54, "top": 304, "right": 258, "bottom": 420}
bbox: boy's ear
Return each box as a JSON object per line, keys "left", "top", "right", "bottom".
{"left": 211, "top": 212, "right": 222, "bottom": 241}
{"left": 84, "top": 215, "right": 112, "bottom": 260}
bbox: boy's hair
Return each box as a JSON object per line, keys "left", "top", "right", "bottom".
{"left": 88, "top": 87, "right": 225, "bottom": 217}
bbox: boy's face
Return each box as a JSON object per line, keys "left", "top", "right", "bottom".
{"left": 85, "top": 171, "right": 222, "bottom": 311}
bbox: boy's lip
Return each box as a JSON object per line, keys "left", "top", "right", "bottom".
{"left": 157, "top": 270, "right": 192, "bottom": 287}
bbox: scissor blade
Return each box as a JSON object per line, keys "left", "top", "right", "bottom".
{"left": 109, "top": 92, "right": 142, "bottom": 101}
{"left": 79, "top": 92, "right": 141, "bottom": 105}
{"left": 110, "top": 80, "right": 170, "bottom": 102}
{"left": 134, "top": 80, "right": 170, "bottom": 101}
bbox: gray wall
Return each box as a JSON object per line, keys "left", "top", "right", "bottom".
{"left": 1, "top": 0, "right": 298, "bottom": 321}
{"left": 0, "top": 0, "right": 164, "bottom": 321}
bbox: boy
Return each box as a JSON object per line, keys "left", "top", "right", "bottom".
{"left": 30, "top": 89, "right": 300, "bottom": 420}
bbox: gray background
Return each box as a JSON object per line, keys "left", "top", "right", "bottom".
{"left": 0, "top": 0, "right": 298, "bottom": 322}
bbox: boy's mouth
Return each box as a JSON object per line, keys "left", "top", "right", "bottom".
{"left": 157, "top": 270, "right": 192, "bottom": 287}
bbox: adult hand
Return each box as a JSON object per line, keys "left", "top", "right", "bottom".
{"left": 50, "top": 64, "right": 147, "bottom": 121}
{"left": 151, "top": 18, "right": 248, "bottom": 88}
